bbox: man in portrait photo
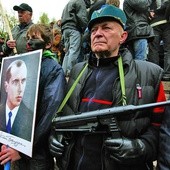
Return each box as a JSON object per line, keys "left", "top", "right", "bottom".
{"left": 0, "top": 59, "right": 33, "bottom": 142}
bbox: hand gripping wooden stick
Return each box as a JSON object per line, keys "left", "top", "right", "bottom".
{"left": 0, "top": 0, "right": 17, "bottom": 54}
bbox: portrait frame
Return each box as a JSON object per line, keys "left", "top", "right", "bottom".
{"left": 0, "top": 50, "right": 42, "bottom": 157}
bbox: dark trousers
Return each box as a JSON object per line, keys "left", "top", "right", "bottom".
{"left": 148, "top": 23, "right": 170, "bottom": 72}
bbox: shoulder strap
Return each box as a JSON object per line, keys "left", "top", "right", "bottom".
{"left": 57, "top": 57, "right": 126, "bottom": 112}
{"left": 57, "top": 63, "right": 88, "bottom": 113}
{"left": 118, "top": 56, "right": 127, "bottom": 106}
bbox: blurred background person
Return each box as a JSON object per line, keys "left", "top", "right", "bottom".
{"left": 2, "top": 3, "right": 33, "bottom": 56}
{"left": 148, "top": 0, "right": 170, "bottom": 78}
{"left": 123, "top": 0, "right": 155, "bottom": 60}
{"left": 61, "top": 0, "right": 91, "bottom": 77}
{"left": 51, "top": 21, "right": 65, "bottom": 65}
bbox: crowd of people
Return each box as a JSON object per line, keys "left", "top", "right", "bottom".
{"left": 0, "top": 0, "right": 170, "bottom": 170}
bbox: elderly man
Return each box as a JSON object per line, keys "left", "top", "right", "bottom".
{"left": 49, "top": 4, "right": 166, "bottom": 170}
{"left": 2, "top": 3, "right": 33, "bottom": 56}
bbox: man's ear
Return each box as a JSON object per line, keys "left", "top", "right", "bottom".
{"left": 120, "top": 31, "right": 128, "bottom": 45}
{"left": 4, "top": 81, "right": 8, "bottom": 92}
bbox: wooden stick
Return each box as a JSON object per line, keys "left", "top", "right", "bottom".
{"left": 0, "top": 0, "right": 17, "bottom": 54}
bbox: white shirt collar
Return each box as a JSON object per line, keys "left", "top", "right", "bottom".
{"left": 6, "top": 104, "right": 19, "bottom": 127}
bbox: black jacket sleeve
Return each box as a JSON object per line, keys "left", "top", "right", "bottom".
{"left": 157, "top": 105, "right": 170, "bottom": 170}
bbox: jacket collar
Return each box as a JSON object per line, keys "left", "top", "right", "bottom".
{"left": 88, "top": 52, "right": 119, "bottom": 67}
{"left": 88, "top": 48, "right": 132, "bottom": 68}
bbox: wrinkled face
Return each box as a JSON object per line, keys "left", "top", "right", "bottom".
{"left": 90, "top": 21, "right": 127, "bottom": 58}
{"left": 17, "top": 10, "right": 32, "bottom": 24}
{"left": 5, "top": 64, "right": 27, "bottom": 110}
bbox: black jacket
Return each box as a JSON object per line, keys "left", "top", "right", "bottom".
{"left": 123, "top": 0, "right": 155, "bottom": 42}
{"left": 157, "top": 104, "right": 170, "bottom": 170}
{"left": 0, "top": 102, "right": 33, "bottom": 141}
{"left": 56, "top": 48, "right": 165, "bottom": 170}
{"left": 150, "top": 0, "right": 170, "bottom": 26}
{"left": 32, "top": 55, "right": 66, "bottom": 160}
{"left": 19, "top": 52, "right": 66, "bottom": 166}
{"left": 61, "top": 0, "right": 88, "bottom": 33}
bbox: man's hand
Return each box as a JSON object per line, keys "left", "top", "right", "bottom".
{"left": 149, "top": 11, "right": 155, "bottom": 20}
{"left": 105, "top": 137, "right": 146, "bottom": 165}
{"left": 0, "top": 145, "right": 21, "bottom": 165}
{"left": 49, "top": 135, "right": 64, "bottom": 157}
{"left": 6, "top": 40, "right": 16, "bottom": 49}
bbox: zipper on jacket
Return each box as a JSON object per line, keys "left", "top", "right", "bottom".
{"left": 97, "top": 58, "right": 99, "bottom": 67}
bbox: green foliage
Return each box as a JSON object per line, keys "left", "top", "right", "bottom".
{"left": 0, "top": 30, "right": 8, "bottom": 39}
{"left": 38, "top": 13, "right": 50, "bottom": 25}
{"left": 8, "top": 15, "right": 18, "bottom": 28}
{"left": 0, "top": 13, "right": 18, "bottom": 39}
{"left": 51, "top": 17, "right": 56, "bottom": 23}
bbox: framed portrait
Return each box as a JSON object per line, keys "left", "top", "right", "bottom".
{"left": 0, "top": 50, "right": 42, "bottom": 157}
